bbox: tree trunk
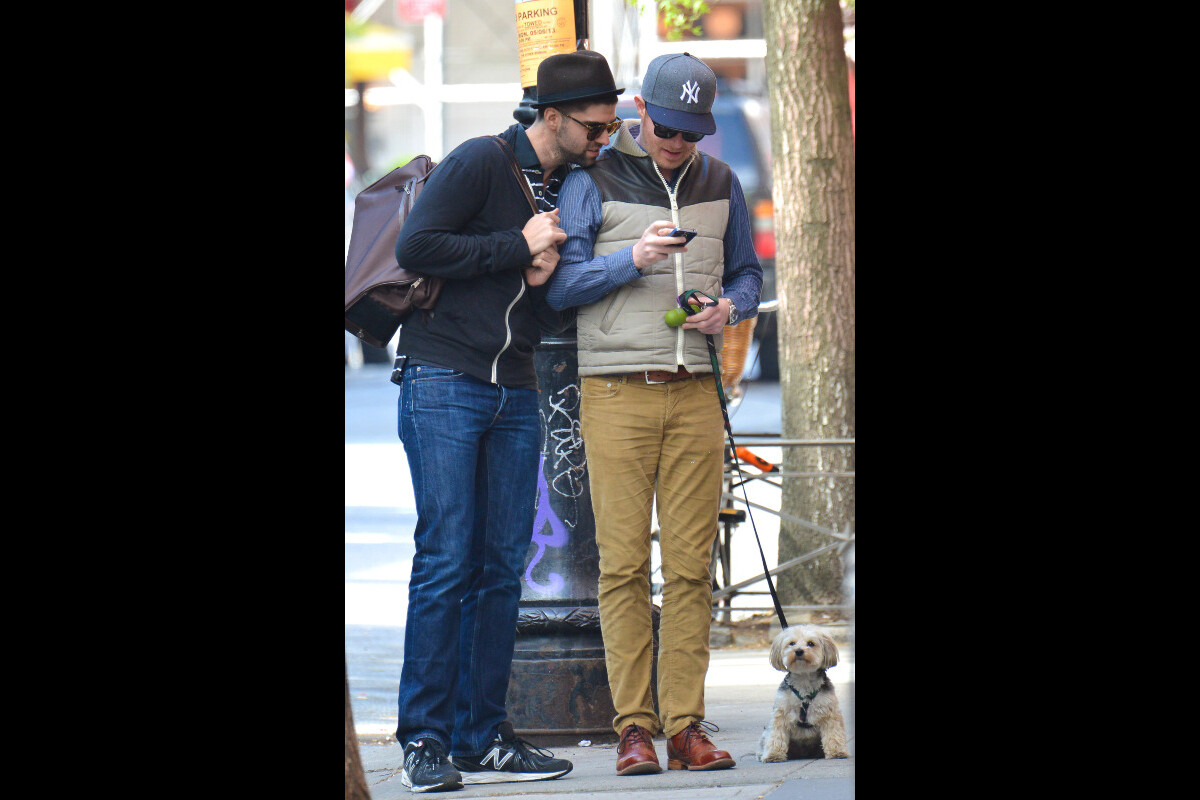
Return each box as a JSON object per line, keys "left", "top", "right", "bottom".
{"left": 346, "top": 660, "right": 371, "bottom": 800}
{"left": 762, "top": 0, "right": 855, "bottom": 609}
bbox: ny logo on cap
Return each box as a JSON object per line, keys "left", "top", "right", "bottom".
{"left": 680, "top": 80, "right": 700, "bottom": 104}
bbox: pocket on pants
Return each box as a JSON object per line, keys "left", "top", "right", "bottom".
{"left": 399, "top": 365, "right": 476, "bottom": 446}
{"left": 581, "top": 375, "right": 623, "bottom": 401}
{"left": 408, "top": 365, "right": 465, "bottom": 383}
{"left": 695, "top": 374, "right": 720, "bottom": 397}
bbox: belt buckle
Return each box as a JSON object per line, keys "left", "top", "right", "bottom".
{"left": 644, "top": 370, "right": 667, "bottom": 384}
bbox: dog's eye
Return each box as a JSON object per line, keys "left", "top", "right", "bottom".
{"left": 806, "top": 641, "right": 815, "bottom": 647}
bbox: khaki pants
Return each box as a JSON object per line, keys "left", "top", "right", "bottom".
{"left": 580, "top": 373, "right": 724, "bottom": 738}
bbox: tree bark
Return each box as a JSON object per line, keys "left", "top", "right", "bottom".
{"left": 762, "top": 0, "right": 855, "bottom": 609}
{"left": 346, "top": 660, "right": 371, "bottom": 800}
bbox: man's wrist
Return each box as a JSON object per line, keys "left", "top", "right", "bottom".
{"left": 726, "top": 298, "right": 740, "bottom": 325}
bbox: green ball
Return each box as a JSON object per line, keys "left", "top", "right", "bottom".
{"left": 664, "top": 307, "right": 687, "bottom": 327}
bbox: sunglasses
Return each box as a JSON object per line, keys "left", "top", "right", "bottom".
{"left": 653, "top": 122, "right": 705, "bottom": 143}
{"left": 562, "top": 113, "right": 622, "bottom": 141}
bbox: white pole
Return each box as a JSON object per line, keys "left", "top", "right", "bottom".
{"left": 638, "top": 0, "right": 659, "bottom": 81}
{"left": 424, "top": 14, "right": 444, "bottom": 160}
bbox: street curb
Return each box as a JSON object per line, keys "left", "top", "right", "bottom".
{"left": 358, "top": 732, "right": 398, "bottom": 746}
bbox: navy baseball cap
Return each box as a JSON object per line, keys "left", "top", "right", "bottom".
{"left": 639, "top": 52, "right": 717, "bottom": 135}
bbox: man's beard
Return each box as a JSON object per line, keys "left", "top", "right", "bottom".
{"left": 558, "top": 131, "right": 596, "bottom": 167}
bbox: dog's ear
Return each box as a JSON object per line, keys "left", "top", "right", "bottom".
{"left": 768, "top": 629, "right": 787, "bottom": 671}
{"left": 820, "top": 630, "right": 839, "bottom": 669}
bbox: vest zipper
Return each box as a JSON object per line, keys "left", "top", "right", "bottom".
{"left": 651, "top": 154, "right": 696, "bottom": 367}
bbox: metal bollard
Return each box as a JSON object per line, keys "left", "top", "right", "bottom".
{"left": 505, "top": 338, "right": 658, "bottom": 743}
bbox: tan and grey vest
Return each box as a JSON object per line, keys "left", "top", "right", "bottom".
{"left": 576, "top": 121, "right": 731, "bottom": 376}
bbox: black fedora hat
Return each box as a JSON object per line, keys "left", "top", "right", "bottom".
{"left": 531, "top": 50, "right": 624, "bottom": 108}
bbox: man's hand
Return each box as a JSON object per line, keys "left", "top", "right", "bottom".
{"left": 681, "top": 297, "right": 731, "bottom": 335}
{"left": 524, "top": 244, "right": 560, "bottom": 287}
{"left": 632, "top": 220, "right": 690, "bottom": 272}
{"left": 523, "top": 209, "right": 567, "bottom": 256}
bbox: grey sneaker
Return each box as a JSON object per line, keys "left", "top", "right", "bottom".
{"left": 400, "top": 738, "right": 463, "bottom": 793}
{"left": 451, "top": 722, "right": 573, "bottom": 784}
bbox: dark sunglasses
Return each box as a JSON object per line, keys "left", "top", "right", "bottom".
{"left": 562, "top": 113, "right": 622, "bottom": 141}
{"left": 653, "top": 122, "right": 705, "bottom": 143}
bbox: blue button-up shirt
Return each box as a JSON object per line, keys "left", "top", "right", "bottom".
{"left": 546, "top": 129, "right": 763, "bottom": 319}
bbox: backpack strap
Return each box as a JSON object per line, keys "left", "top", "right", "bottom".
{"left": 489, "top": 135, "right": 539, "bottom": 214}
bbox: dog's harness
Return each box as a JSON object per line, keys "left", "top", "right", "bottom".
{"left": 784, "top": 673, "right": 825, "bottom": 728}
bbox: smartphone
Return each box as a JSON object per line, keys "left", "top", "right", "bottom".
{"left": 667, "top": 227, "right": 698, "bottom": 244}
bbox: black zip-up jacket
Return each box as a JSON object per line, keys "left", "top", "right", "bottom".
{"left": 394, "top": 125, "right": 574, "bottom": 389}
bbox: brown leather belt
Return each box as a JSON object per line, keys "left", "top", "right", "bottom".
{"left": 611, "top": 366, "right": 695, "bottom": 384}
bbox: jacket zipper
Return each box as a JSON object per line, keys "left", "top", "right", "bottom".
{"left": 491, "top": 274, "right": 525, "bottom": 383}
{"left": 490, "top": 165, "right": 543, "bottom": 383}
{"left": 651, "top": 154, "right": 695, "bottom": 366}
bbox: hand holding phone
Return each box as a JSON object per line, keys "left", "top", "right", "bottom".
{"left": 635, "top": 221, "right": 694, "bottom": 271}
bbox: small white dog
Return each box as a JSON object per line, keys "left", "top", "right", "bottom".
{"left": 755, "top": 624, "right": 850, "bottom": 761}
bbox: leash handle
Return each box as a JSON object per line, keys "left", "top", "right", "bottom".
{"left": 678, "top": 289, "right": 731, "bottom": 407}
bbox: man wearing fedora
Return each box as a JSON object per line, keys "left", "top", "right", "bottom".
{"left": 390, "top": 50, "right": 623, "bottom": 792}
{"left": 546, "top": 52, "right": 763, "bottom": 777}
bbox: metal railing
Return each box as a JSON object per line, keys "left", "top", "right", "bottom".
{"left": 711, "top": 435, "right": 855, "bottom": 624}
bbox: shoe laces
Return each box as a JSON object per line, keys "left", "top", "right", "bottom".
{"left": 619, "top": 724, "right": 652, "bottom": 752}
{"left": 679, "top": 720, "right": 720, "bottom": 745}
{"left": 498, "top": 724, "right": 556, "bottom": 761}
{"left": 414, "top": 737, "right": 449, "bottom": 764}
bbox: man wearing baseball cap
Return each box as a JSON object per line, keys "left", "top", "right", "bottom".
{"left": 391, "top": 49, "right": 623, "bottom": 793}
{"left": 546, "top": 52, "right": 763, "bottom": 776}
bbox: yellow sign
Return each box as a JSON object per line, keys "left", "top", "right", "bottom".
{"left": 345, "top": 24, "right": 413, "bottom": 84}
{"left": 514, "top": 0, "right": 576, "bottom": 88}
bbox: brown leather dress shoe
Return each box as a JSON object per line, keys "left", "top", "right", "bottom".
{"left": 616, "top": 724, "right": 662, "bottom": 775}
{"left": 666, "top": 721, "right": 735, "bottom": 771}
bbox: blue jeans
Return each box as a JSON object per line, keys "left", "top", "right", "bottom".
{"left": 394, "top": 365, "right": 541, "bottom": 756}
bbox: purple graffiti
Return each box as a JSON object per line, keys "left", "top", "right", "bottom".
{"left": 525, "top": 453, "right": 567, "bottom": 595}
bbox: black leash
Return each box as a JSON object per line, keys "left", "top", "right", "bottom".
{"left": 679, "top": 290, "right": 789, "bottom": 629}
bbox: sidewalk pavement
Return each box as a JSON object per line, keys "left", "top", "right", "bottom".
{"left": 354, "top": 640, "right": 854, "bottom": 800}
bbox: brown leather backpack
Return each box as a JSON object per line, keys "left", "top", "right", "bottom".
{"left": 344, "top": 136, "right": 536, "bottom": 349}
{"left": 344, "top": 153, "right": 441, "bottom": 348}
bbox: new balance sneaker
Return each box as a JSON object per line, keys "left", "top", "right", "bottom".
{"left": 400, "top": 738, "right": 463, "bottom": 793}
{"left": 451, "top": 722, "right": 573, "bottom": 784}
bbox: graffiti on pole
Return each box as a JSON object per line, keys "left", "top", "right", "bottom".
{"left": 525, "top": 453, "right": 567, "bottom": 595}
{"left": 524, "top": 382, "right": 587, "bottom": 595}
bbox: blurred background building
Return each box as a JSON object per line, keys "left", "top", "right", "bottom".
{"left": 343, "top": 0, "right": 854, "bottom": 180}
